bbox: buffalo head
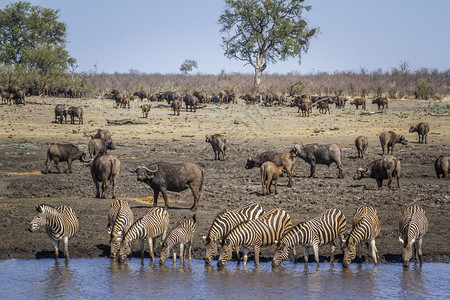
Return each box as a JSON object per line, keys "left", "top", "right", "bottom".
{"left": 398, "top": 135, "right": 408, "bottom": 145}
{"left": 353, "top": 167, "right": 368, "bottom": 180}
{"left": 245, "top": 156, "right": 255, "bottom": 169}
{"left": 129, "top": 164, "right": 158, "bottom": 182}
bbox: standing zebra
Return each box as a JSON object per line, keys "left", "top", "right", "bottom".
{"left": 28, "top": 204, "right": 79, "bottom": 260}
{"left": 160, "top": 214, "right": 197, "bottom": 266}
{"left": 217, "top": 208, "right": 292, "bottom": 268}
{"left": 399, "top": 205, "right": 428, "bottom": 267}
{"left": 118, "top": 207, "right": 169, "bottom": 263}
{"left": 272, "top": 208, "right": 346, "bottom": 268}
{"left": 109, "top": 200, "right": 134, "bottom": 259}
{"left": 343, "top": 206, "right": 381, "bottom": 267}
{"left": 203, "top": 203, "right": 264, "bottom": 264}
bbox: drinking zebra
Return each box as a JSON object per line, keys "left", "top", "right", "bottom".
{"left": 343, "top": 206, "right": 381, "bottom": 267}
{"left": 28, "top": 204, "right": 79, "bottom": 260}
{"left": 109, "top": 200, "right": 134, "bottom": 259}
{"left": 203, "top": 203, "right": 264, "bottom": 264}
{"left": 272, "top": 208, "right": 347, "bottom": 268}
{"left": 217, "top": 208, "right": 292, "bottom": 268}
{"left": 118, "top": 207, "right": 170, "bottom": 262}
{"left": 399, "top": 205, "right": 428, "bottom": 267}
{"left": 160, "top": 214, "right": 197, "bottom": 265}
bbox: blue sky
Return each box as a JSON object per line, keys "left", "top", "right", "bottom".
{"left": 3, "top": 0, "right": 450, "bottom": 74}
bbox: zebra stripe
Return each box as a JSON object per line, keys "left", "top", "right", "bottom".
{"left": 217, "top": 208, "right": 292, "bottom": 268}
{"left": 118, "top": 207, "right": 169, "bottom": 262}
{"left": 204, "top": 203, "right": 264, "bottom": 264}
{"left": 343, "top": 206, "right": 380, "bottom": 267}
{"left": 28, "top": 204, "right": 79, "bottom": 260}
{"left": 109, "top": 200, "right": 134, "bottom": 259}
{"left": 399, "top": 205, "right": 428, "bottom": 267}
{"left": 160, "top": 214, "right": 197, "bottom": 265}
{"left": 272, "top": 208, "right": 346, "bottom": 267}
{"left": 107, "top": 199, "right": 126, "bottom": 235}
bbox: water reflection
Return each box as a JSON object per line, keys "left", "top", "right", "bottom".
{"left": 43, "top": 259, "right": 76, "bottom": 298}
{"left": 401, "top": 264, "right": 428, "bottom": 298}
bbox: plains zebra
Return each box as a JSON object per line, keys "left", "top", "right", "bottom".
{"left": 398, "top": 205, "right": 428, "bottom": 267}
{"left": 272, "top": 208, "right": 346, "bottom": 268}
{"left": 28, "top": 204, "right": 79, "bottom": 260}
{"left": 203, "top": 203, "right": 264, "bottom": 264}
{"left": 107, "top": 199, "right": 127, "bottom": 235}
{"left": 160, "top": 214, "right": 197, "bottom": 265}
{"left": 217, "top": 208, "right": 292, "bottom": 268}
{"left": 109, "top": 200, "right": 134, "bottom": 259}
{"left": 118, "top": 207, "right": 169, "bottom": 262}
{"left": 343, "top": 206, "right": 381, "bottom": 267}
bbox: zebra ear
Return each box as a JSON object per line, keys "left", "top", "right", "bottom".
{"left": 398, "top": 236, "right": 404, "bottom": 244}
{"left": 36, "top": 204, "right": 42, "bottom": 212}
{"left": 224, "top": 238, "right": 231, "bottom": 246}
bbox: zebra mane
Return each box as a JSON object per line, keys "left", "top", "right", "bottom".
{"left": 36, "top": 204, "right": 59, "bottom": 215}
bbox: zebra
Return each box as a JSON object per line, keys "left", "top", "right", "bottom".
{"left": 109, "top": 200, "right": 134, "bottom": 259}
{"left": 343, "top": 206, "right": 381, "bottom": 267}
{"left": 28, "top": 204, "right": 79, "bottom": 260}
{"left": 203, "top": 203, "right": 264, "bottom": 264}
{"left": 398, "top": 205, "right": 428, "bottom": 267}
{"left": 160, "top": 214, "right": 197, "bottom": 266}
{"left": 217, "top": 208, "right": 292, "bottom": 268}
{"left": 272, "top": 208, "right": 346, "bottom": 268}
{"left": 118, "top": 207, "right": 169, "bottom": 263}
{"left": 107, "top": 199, "right": 127, "bottom": 235}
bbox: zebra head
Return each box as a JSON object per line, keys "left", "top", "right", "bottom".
{"left": 118, "top": 240, "right": 131, "bottom": 263}
{"left": 159, "top": 242, "right": 171, "bottom": 264}
{"left": 401, "top": 237, "right": 415, "bottom": 268}
{"left": 28, "top": 204, "right": 47, "bottom": 232}
{"left": 272, "top": 241, "right": 290, "bottom": 267}
{"left": 217, "top": 238, "right": 233, "bottom": 268}
{"left": 109, "top": 233, "right": 122, "bottom": 259}
{"left": 204, "top": 237, "right": 218, "bottom": 265}
{"left": 342, "top": 239, "right": 357, "bottom": 268}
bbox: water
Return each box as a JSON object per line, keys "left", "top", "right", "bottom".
{"left": 0, "top": 259, "right": 449, "bottom": 299}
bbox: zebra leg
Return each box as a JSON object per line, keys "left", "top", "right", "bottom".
{"left": 63, "top": 236, "right": 70, "bottom": 260}
{"left": 51, "top": 239, "right": 59, "bottom": 259}
{"left": 180, "top": 243, "right": 185, "bottom": 265}
{"left": 188, "top": 243, "right": 192, "bottom": 262}
{"left": 313, "top": 243, "right": 320, "bottom": 268}
{"left": 330, "top": 241, "right": 336, "bottom": 263}
{"left": 417, "top": 239, "right": 423, "bottom": 266}
{"left": 141, "top": 239, "right": 145, "bottom": 260}
{"left": 148, "top": 238, "right": 155, "bottom": 262}
{"left": 303, "top": 247, "right": 309, "bottom": 266}
{"left": 254, "top": 246, "right": 260, "bottom": 267}
{"left": 235, "top": 247, "right": 241, "bottom": 263}
{"left": 172, "top": 249, "right": 177, "bottom": 266}
{"left": 370, "top": 239, "right": 378, "bottom": 264}
{"left": 242, "top": 249, "right": 249, "bottom": 268}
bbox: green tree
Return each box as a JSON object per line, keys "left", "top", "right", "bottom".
{"left": 219, "top": 0, "right": 318, "bottom": 94}
{"left": 180, "top": 59, "right": 198, "bottom": 74}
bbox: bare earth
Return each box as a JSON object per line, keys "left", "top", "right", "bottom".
{"left": 0, "top": 96, "right": 449, "bottom": 263}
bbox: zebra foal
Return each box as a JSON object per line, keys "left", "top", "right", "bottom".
{"left": 28, "top": 204, "right": 79, "bottom": 260}
{"left": 399, "top": 205, "right": 428, "bottom": 267}
{"left": 272, "top": 208, "right": 346, "bottom": 268}
{"left": 343, "top": 206, "right": 380, "bottom": 267}
{"left": 217, "top": 208, "right": 292, "bottom": 268}
{"left": 118, "top": 207, "right": 169, "bottom": 263}
{"left": 108, "top": 200, "right": 134, "bottom": 259}
{"left": 160, "top": 214, "right": 197, "bottom": 265}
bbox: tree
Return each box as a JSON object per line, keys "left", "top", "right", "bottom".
{"left": 180, "top": 59, "right": 198, "bottom": 74}
{"left": 219, "top": 0, "right": 318, "bottom": 94}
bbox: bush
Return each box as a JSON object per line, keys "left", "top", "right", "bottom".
{"left": 414, "top": 79, "right": 434, "bottom": 100}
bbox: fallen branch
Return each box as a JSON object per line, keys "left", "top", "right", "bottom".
{"left": 360, "top": 110, "right": 383, "bottom": 115}
{"left": 106, "top": 119, "right": 148, "bottom": 125}
{"left": 426, "top": 112, "right": 450, "bottom": 117}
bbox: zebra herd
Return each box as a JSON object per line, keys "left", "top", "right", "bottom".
{"left": 28, "top": 201, "right": 428, "bottom": 268}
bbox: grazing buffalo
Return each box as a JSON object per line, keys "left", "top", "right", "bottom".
{"left": 205, "top": 134, "right": 229, "bottom": 160}
{"left": 290, "top": 143, "right": 344, "bottom": 178}
{"left": 139, "top": 104, "right": 151, "bottom": 118}
{"left": 90, "top": 154, "right": 120, "bottom": 198}
{"left": 45, "top": 144, "right": 88, "bottom": 174}
{"left": 355, "top": 136, "right": 369, "bottom": 159}
{"left": 93, "top": 129, "right": 115, "bottom": 151}
{"left": 409, "top": 122, "right": 430, "bottom": 144}
{"left": 350, "top": 98, "right": 366, "bottom": 110}
{"left": 68, "top": 106, "right": 83, "bottom": 124}
{"left": 372, "top": 97, "right": 388, "bottom": 110}
{"left": 171, "top": 99, "right": 181, "bottom": 116}
{"left": 434, "top": 156, "right": 449, "bottom": 178}
{"left": 54, "top": 104, "right": 69, "bottom": 123}
{"left": 245, "top": 152, "right": 295, "bottom": 187}
{"left": 260, "top": 161, "right": 284, "bottom": 195}
{"left": 130, "top": 162, "right": 204, "bottom": 211}
{"left": 353, "top": 155, "right": 401, "bottom": 188}
{"left": 183, "top": 95, "right": 199, "bottom": 112}
{"left": 379, "top": 131, "right": 407, "bottom": 155}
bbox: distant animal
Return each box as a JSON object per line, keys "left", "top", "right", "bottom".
{"left": 398, "top": 205, "right": 428, "bottom": 267}
{"left": 290, "top": 143, "right": 344, "bottom": 178}
{"left": 90, "top": 154, "right": 120, "bottom": 199}
{"left": 118, "top": 207, "right": 170, "bottom": 262}
{"left": 193, "top": 91, "right": 209, "bottom": 103}
{"left": 350, "top": 98, "right": 366, "bottom": 110}
{"left": 130, "top": 162, "right": 204, "bottom": 212}
{"left": 68, "top": 106, "right": 83, "bottom": 124}
{"left": 108, "top": 200, "right": 134, "bottom": 259}
{"left": 44, "top": 144, "right": 88, "bottom": 174}
{"left": 334, "top": 96, "right": 348, "bottom": 109}
{"left": 54, "top": 104, "right": 69, "bottom": 123}
{"left": 158, "top": 91, "right": 181, "bottom": 104}
{"left": 245, "top": 152, "right": 295, "bottom": 187}
{"left": 353, "top": 155, "right": 401, "bottom": 188}
{"left": 342, "top": 206, "right": 380, "bottom": 267}
{"left": 272, "top": 208, "right": 347, "bottom": 268}
{"left": 140, "top": 104, "right": 151, "bottom": 118}
{"left": 1, "top": 90, "right": 11, "bottom": 104}
{"left": 217, "top": 209, "right": 292, "bottom": 268}
{"left": 316, "top": 101, "right": 330, "bottom": 114}
{"left": 241, "top": 93, "right": 258, "bottom": 105}
{"left": 183, "top": 95, "right": 199, "bottom": 112}
{"left": 171, "top": 99, "right": 181, "bottom": 116}
{"left": 434, "top": 155, "right": 449, "bottom": 178}
{"left": 120, "top": 96, "right": 130, "bottom": 109}
{"left": 409, "top": 122, "right": 430, "bottom": 144}
{"left": 28, "top": 204, "right": 79, "bottom": 260}
{"left": 160, "top": 214, "right": 197, "bottom": 266}
{"left": 379, "top": 131, "right": 407, "bottom": 155}
{"left": 93, "top": 129, "right": 115, "bottom": 151}
{"left": 133, "top": 91, "right": 149, "bottom": 101}
{"left": 205, "top": 134, "right": 229, "bottom": 161}
{"left": 12, "top": 89, "right": 25, "bottom": 104}
{"left": 355, "top": 136, "right": 368, "bottom": 159}
{"left": 260, "top": 161, "right": 284, "bottom": 195}
{"left": 372, "top": 96, "right": 388, "bottom": 110}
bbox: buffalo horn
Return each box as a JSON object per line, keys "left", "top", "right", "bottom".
{"left": 142, "top": 164, "right": 158, "bottom": 173}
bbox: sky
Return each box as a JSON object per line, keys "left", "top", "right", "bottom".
{"left": 2, "top": 0, "right": 450, "bottom": 75}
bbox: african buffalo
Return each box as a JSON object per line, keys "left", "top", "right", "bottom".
{"left": 355, "top": 136, "right": 369, "bottom": 159}
{"left": 139, "top": 104, "right": 151, "bottom": 118}
{"left": 130, "top": 162, "right": 204, "bottom": 211}
{"left": 68, "top": 106, "right": 83, "bottom": 124}
{"left": 55, "top": 104, "right": 69, "bottom": 123}
{"left": 183, "top": 95, "right": 199, "bottom": 112}
{"left": 261, "top": 161, "right": 284, "bottom": 195}
{"left": 316, "top": 101, "right": 330, "bottom": 114}
{"left": 159, "top": 91, "right": 181, "bottom": 104}
{"left": 90, "top": 154, "right": 120, "bottom": 199}
{"left": 245, "top": 152, "right": 295, "bottom": 187}
{"left": 409, "top": 122, "right": 430, "bottom": 144}
{"left": 133, "top": 91, "right": 149, "bottom": 101}
{"left": 434, "top": 155, "right": 449, "bottom": 178}
{"left": 93, "top": 129, "right": 115, "bottom": 151}
{"left": 171, "top": 99, "right": 181, "bottom": 116}
{"left": 193, "top": 91, "right": 209, "bottom": 103}
{"left": 350, "top": 98, "right": 366, "bottom": 110}
{"left": 88, "top": 138, "right": 109, "bottom": 158}
{"left": 372, "top": 97, "right": 388, "bottom": 110}
{"left": 379, "top": 131, "right": 407, "bottom": 155}
{"left": 205, "top": 134, "right": 229, "bottom": 160}
{"left": 353, "top": 155, "right": 401, "bottom": 188}
{"left": 290, "top": 143, "right": 344, "bottom": 178}
{"left": 44, "top": 144, "right": 88, "bottom": 174}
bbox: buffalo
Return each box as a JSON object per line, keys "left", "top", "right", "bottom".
{"left": 355, "top": 136, "right": 369, "bottom": 159}
{"left": 353, "top": 155, "right": 401, "bottom": 188}
{"left": 90, "top": 154, "right": 120, "bottom": 199}
{"left": 409, "top": 122, "right": 430, "bottom": 144}
{"left": 54, "top": 104, "right": 68, "bottom": 123}
{"left": 139, "top": 104, "right": 151, "bottom": 118}
{"left": 183, "top": 95, "right": 199, "bottom": 112}
{"left": 350, "top": 98, "right": 366, "bottom": 110}
{"left": 171, "top": 99, "right": 181, "bottom": 116}
{"left": 45, "top": 144, "right": 88, "bottom": 174}
{"left": 68, "top": 106, "right": 83, "bottom": 124}
{"left": 372, "top": 97, "right": 388, "bottom": 110}
{"left": 316, "top": 101, "right": 330, "bottom": 114}
{"left": 434, "top": 155, "right": 449, "bottom": 178}
{"left": 93, "top": 129, "right": 115, "bottom": 151}
{"left": 245, "top": 152, "right": 295, "bottom": 187}
{"left": 205, "top": 134, "right": 229, "bottom": 161}
{"left": 260, "top": 161, "right": 284, "bottom": 195}
{"left": 379, "top": 131, "right": 407, "bottom": 155}
{"left": 88, "top": 138, "right": 109, "bottom": 158}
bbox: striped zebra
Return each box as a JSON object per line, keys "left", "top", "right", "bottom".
{"left": 109, "top": 200, "right": 134, "bottom": 259}
{"left": 160, "top": 214, "right": 197, "bottom": 265}
{"left": 272, "top": 208, "right": 346, "bottom": 268}
{"left": 107, "top": 199, "right": 127, "bottom": 235}
{"left": 203, "top": 203, "right": 264, "bottom": 264}
{"left": 28, "top": 204, "right": 79, "bottom": 260}
{"left": 217, "top": 208, "right": 292, "bottom": 268}
{"left": 118, "top": 207, "right": 169, "bottom": 262}
{"left": 399, "top": 205, "right": 428, "bottom": 267}
{"left": 343, "top": 206, "right": 381, "bottom": 267}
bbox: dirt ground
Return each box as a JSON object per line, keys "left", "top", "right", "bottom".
{"left": 0, "top": 96, "right": 449, "bottom": 264}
